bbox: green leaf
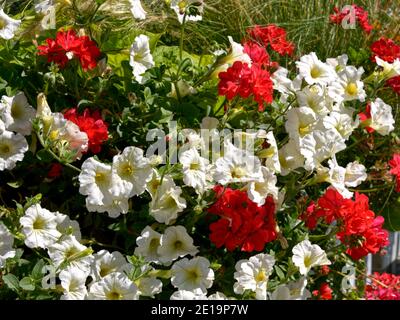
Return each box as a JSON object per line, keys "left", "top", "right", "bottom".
{"left": 19, "top": 277, "right": 35, "bottom": 291}
{"left": 32, "top": 259, "right": 46, "bottom": 280}
{"left": 2, "top": 274, "right": 20, "bottom": 292}
{"left": 7, "top": 179, "right": 23, "bottom": 189}
{"left": 274, "top": 265, "right": 285, "bottom": 281}
{"left": 36, "top": 149, "right": 54, "bottom": 163}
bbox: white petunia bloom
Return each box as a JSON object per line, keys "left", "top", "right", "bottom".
{"left": 149, "top": 177, "right": 186, "bottom": 225}
{"left": 0, "top": 92, "right": 36, "bottom": 135}
{"left": 88, "top": 272, "right": 139, "bottom": 300}
{"left": 292, "top": 240, "right": 331, "bottom": 275}
{"left": 278, "top": 139, "right": 305, "bottom": 176}
{"left": 296, "top": 85, "right": 330, "bottom": 116}
{"left": 375, "top": 57, "right": 400, "bottom": 80}
{"left": 134, "top": 226, "right": 162, "bottom": 263}
{"left": 47, "top": 235, "right": 93, "bottom": 275}
{"left": 137, "top": 276, "right": 163, "bottom": 298}
{"left": 59, "top": 267, "right": 88, "bottom": 300}
{"left": 301, "top": 129, "right": 346, "bottom": 171}
{"left": 158, "top": 225, "right": 198, "bottom": 264}
{"left": 20, "top": 204, "right": 61, "bottom": 249}
{"left": 86, "top": 193, "right": 130, "bottom": 218}
{"left": 170, "top": 288, "right": 207, "bottom": 300}
{"left": 296, "top": 52, "right": 337, "bottom": 86}
{"left": 0, "top": 222, "right": 16, "bottom": 268}
{"left": 111, "top": 146, "right": 153, "bottom": 198}
{"left": 367, "top": 98, "right": 395, "bottom": 136}
{"left": 146, "top": 170, "right": 174, "bottom": 198}
{"left": 129, "top": 0, "right": 146, "bottom": 20}
{"left": 269, "top": 277, "right": 311, "bottom": 300}
{"left": 170, "top": 0, "right": 203, "bottom": 24}
{"left": 344, "top": 161, "right": 367, "bottom": 187}
{"left": 272, "top": 67, "right": 302, "bottom": 96}
{"left": 171, "top": 257, "right": 214, "bottom": 293}
{"left": 326, "top": 54, "right": 348, "bottom": 72}
{"left": 233, "top": 253, "right": 275, "bottom": 300}
{"left": 326, "top": 158, "right": 353, "bottom": 199}
{"left": 285, "top": 107, "right": 317, "bottom": 142}
{"left": 54, "top": 212, "right": 81, "bottom": 241}
{"left": 328, "top": 66, "right": 366, "bottom": 102}
{"left": 179, "top": 147, "right": 209, "bottom": 193}
{"left": 91, "top": 250, "right": 130, "bottom": 281}
{"left": 0, "top": 9, "right": 21, "bottom": 40}
{"left": 0, "top": 130, "right": 28, "bottom": 171}
{"left": 79, "top": 158, "right": 113, "bottom": 206}
{"left": 208, "top": 292, "right": 232, "bottom": 300}
{"left": 214, "top": 142, "right": 262, "bottom": 185}
{"left": 322, "top": 109, "right": 359, "bottom": 140}
{"left": 247, "top": 167, "right": 279, "bottom": 206}
{"left": 129, "top": 34, "right": 155, "bottom": 84}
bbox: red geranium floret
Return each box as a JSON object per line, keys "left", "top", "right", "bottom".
{"left": 64, "top": 108, "right": 109, "bottom": 154}
{"left": 370, "top": 37, "right": 400, "bottom": 63}
{"left": 365, "top": 272, "right": 400, "bottom": 300}
{"left": 312, "top": 283, "right": 333, "bottom": 300}
{"left": 218, "top": 61, "right": 252, "bottom": 100}
{"left": 330, "top": 5, "right": 373, "bottom": 34}
{"left": 208, "top": 186, "right": 277, "bottom": 252}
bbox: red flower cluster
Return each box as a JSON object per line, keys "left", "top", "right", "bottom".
{"left": 64, "top": 108, "right": 109, "bottom": 154}
{"left": 389, "top": 153, "right": 400, "bottom": 192}
{"left": 247, "top": 24, "right": 295, "bottom": 56}
{"left": 365, "top": 272, "right": 400, "bottom": 300}
{"left": 312, "top": 283, "right": 333, "bottom": 300}
{"left": 330, "top": 5, "right": 373, "bottom": 34}
{"left": 300, "top": 188, "right": 389, "bottom": 260}
{"left": 38, "top": 29, "right": 101, "bottom": 71}
{"left": 387, "top": 76, "right": 400, "bottom": 95}
{"left": 208, "top": 185, "right": 277, "bottom": 252}
{"left": 370, "top": 37, "right": 400, "bottom": 63}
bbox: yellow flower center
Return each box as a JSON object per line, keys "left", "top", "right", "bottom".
{"left": 49, "top": 130, "right": 59, "bottom": 141}
{"left": 106, "top": 291, "right": 123, "bottom": 300}
{"left": 255, "top": 269, "right": 267, "bottom": 283}
{"left": 310, "top": 66, "right": 321, "bottom": 79}
{"left": 231, "top": 166, "right": 247, "bottom": 178}
{"left": 11, "top": 102, "right": 23, "bottom": 119}
{"left": 190, "top": 162, "right": 201, "bottom": 170}
{"left": 187, "top": 269, "right": 200, "bottom": 282}
{"left": 32, "top": 217, "right": 45, "bottom": 230}
{"left": 304, "top": 255, "right": 313, "bottom": 268}
{"left": 95, "top": 172, "right": 106, "bottom": 184}
{"left": 299, "top": 124, "right": 311, "bottom": 136}
{"left": 99, "top": 266, "right": 112, "bottom": 278}
{"left": 120, "top": 162, "right": 134, "bottom": 176}
{"left": 174, "top": 240, "right": 183, "bottom": 250}
{"left": 0, "top": 18, "right": 6, "bottom": 30}
{"left": 345, "top": 82, "right": 358, "bottom": 95}
{"left": 0, "top": 143, "right": 10, "bottom": 155}
{"left": 149, "top": 238, "right": 160, "bottom": 251}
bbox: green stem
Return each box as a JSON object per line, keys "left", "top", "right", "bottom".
{"left": 179, "top": 13, "right": 187, "bottom": 61}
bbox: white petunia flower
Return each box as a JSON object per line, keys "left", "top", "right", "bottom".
{"left": 0, "top": 222, "right": 16, "bottom": 268}
{"left": 149, "top": 178, "right": 186, "bottom": 225}
{"left": 47, "top": 235, "right": 93, "bottom": 275}
{"left": 170, "top": 288, "right": 207, "bottom": 300}
{"left": 129, "top": 0, "right": 146, "bottom": 20}
{"left": 111, "top": 146, "right": 153, "bottom": 198}
{"left": 208, "top": 292, "right": 232, "bottom": 300}
{"left": 214, "top": 141, "right": 262, "bottom": 185}
{"left": 0, "top": 92, "right": 36, "bottom": 135}
{"left": 296, "top": 52, "right": 337, "bottom": 86}
{"left": 54, "top": 212, "right": 81, "bottom": 241}
{"left": 292, "top": 240, "right": 331, "bottom": 275}
{"left": 86, "top": 193, "right": 130, "bottom": 218}
{"left": 326, "top": 158, "right": 353, "bottom": 199}
{"left": 375, "top": 57, "right": 400, "bottom": 80}
{"left": 79, "top": 158, "right": 113, "bottom": 206}
{"left": 137, "top": 276, "right": 163, "bottom": 298}
{"left": 158, "top": 225, "right": 198, "bottom": 264}
{"left": 179, "top": 147, "right": 209, "bottom": 193}
{"left": 285, "top": 107, "right": 317, "bottom": 142}
{"left": 91, "top": 250, "right": 130, "bottom": 281}
{"left": 20, "top": 204, "right": 61, "bottom": 249}
{"left": 146, "top": 170, "right": 174, "bottom": 198}
{"left": 88, "top": 272, "right": 139, "bottom": 300}
{"left": 0, "top": 9, "right": 21, "bottom": 40}
{"left": 247, "top": 166, "right": 279, "bottom": 206}
{"left": 344, "top": 161, "right": 367, "bottom": 187}
{"left": 259, "top": 131, "right": 281, "bottom": 173}
{"left": 171, "top": 257, "right": 214, "bottom": 293}
{"left": 326, "top": 54, "right": 348, "bottom": 72}
{"left": 367, "top": 98, "right": 395, "bottom": 136}
{"left": 301, "top": 129, "right": 346, "bottom": 171}
{"left": 0, "top": 130, "right": 28, "bottom": 171}
{"left": 328, "top": 66, "right": 366, "bottom": 102}
{"left": 233, "top": 253, "right": 275, "bottom": 300}
{"left": 134, "top": 226, "right": 162, "bottom": 263}
{"left": 278, "top": 139, "right": 305, "bottom": 176}
{"left": 59, "top": 267, "right": 88, "bottom": 300}
{"left": 269, "top": 277, "right": 311, "bottom": 300}
{"left": 170, "top": 0, "right": 203, "bottom": 24}
{"left": 296, "top": 85, "right": 330, "bottom": 116}
{"left": 322, "top": 110, "right": 359, "bottom": 140}
{"left": 129, "top": 34, "right": 155, "bottom": 84}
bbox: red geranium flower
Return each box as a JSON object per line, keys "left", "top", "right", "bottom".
{"left": 330, "top": 5, "right": 373, "bottom": 34}
{"left": 247, "top": 24, "right": 295, "bottom": 56}
{"left": 358, "top": 103, "right": 375, "bottom": 133}
{"left": 64, "top": 108, "right": 109, "bottom": 154}
{"left": 389, "top": 153, "right": 400, "bottom": 192}
{"left": 218, "top": 61, "right": 252, "bottom": 100}
{"left": 38, "top": 29, "right": 101, "bottom": 71}
{"left": 370, "top": 37, "right": 400, "bottom": 63}
{"left": 387, "top": 76, "right": 400, "bottom": 95}
{"left": 250, "top": 64, "right": 274, "bottom": 111}
{"left": 312, "top": 283, "right": 333, "bottom": 300}
{"left": 208, "top": 186, "right": 277, "bottom": 252}
{"left": 243, "top": 41, "right": 270, "bottom": 67}
{"left": 366, "top": 272, "right": 400, "bottom": 300}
